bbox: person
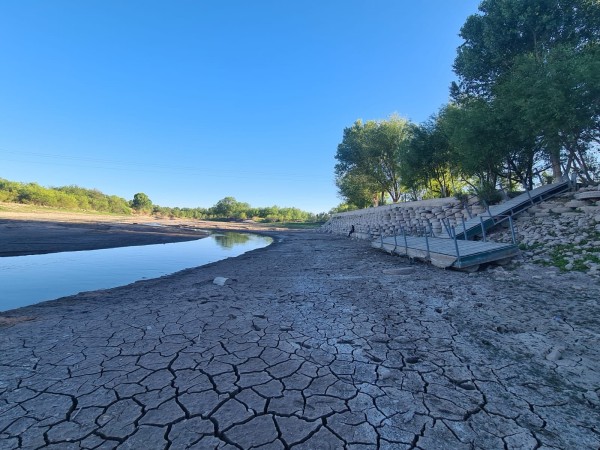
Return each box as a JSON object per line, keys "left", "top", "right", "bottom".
{"left": 348, "top": 225, "right": 355, "bottom": 237}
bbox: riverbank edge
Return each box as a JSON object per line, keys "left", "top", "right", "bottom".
{"left": 0, "top": 219, "right": 287, "bottom": 316}
{"left": 0, "top": 216, "right": 289, "bottom": 257}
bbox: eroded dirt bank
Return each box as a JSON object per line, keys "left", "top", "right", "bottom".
{"left": 1, "top": 231, "right": 598, "bottom": 448}
{"left": 0, "top": 220, "right": 213, "bottom": 257}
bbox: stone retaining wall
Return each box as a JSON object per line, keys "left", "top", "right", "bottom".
{"left": 321, "top": 197, "right": 486, "bottom": 239}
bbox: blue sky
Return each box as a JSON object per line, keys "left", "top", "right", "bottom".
{"left": 0, "top": 1, "right": 481, "bottom": 213}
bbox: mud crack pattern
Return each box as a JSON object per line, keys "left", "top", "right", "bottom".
{"left": 1, "top": 232, "right": 599, "bottom": 449}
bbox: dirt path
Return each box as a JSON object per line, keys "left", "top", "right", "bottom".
{"left": 1, "top": 231, "right": 598, "bottom": 448}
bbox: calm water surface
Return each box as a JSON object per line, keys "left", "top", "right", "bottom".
{"left": 0, "top": 232, "right": 272, "bottom": 312}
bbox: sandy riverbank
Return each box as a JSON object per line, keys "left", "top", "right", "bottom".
{"left": 0, "top": 222, "right": 598, "bottom": 448}
{"left": 0, "top": 209, "right": 288, "bottom": 256}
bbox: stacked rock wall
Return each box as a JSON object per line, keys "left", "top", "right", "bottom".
{"left": 489, "top": 187, "right": 600, "bottom": 275}
{"left": 322, "top": 197, "right": 486, "bottom": 239}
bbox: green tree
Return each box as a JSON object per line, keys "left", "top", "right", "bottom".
{"left": 401, "top": 107, "right": 459, "bottom": 198}
{"left": 131, "top": 192, "right": 153, "bottom": 213}
{"left": 453, "top": 0, "right": 600, "bottom": 179}
{"left": 335, "top": 115, "right": 413, "bottom": 206}
{"left": 210, "top": 197, "right": 250, "bottom": 219}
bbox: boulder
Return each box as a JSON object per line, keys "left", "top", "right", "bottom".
{"left": 565, "top": 200, "right": 588, "bottom": 208}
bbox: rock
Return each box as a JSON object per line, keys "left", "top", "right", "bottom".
{"left": 550, "top": 207, "right": 572, "bottom": 214}
{"left": 382, "top": 267, "right": 415, "bottom": 275}
{"left": 213, "top": 277, "right": 229, "bottom": 286}
{"left": 546, "top": 346, "right": 566, "bottom": 361}
{"left": 565, "top": 200, "right": 587, "bottom": 208}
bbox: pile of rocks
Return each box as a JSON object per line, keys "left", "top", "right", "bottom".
{"left": 489, "top": 187, "right": 600, "bottom": 276}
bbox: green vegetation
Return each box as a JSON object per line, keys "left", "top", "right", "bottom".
{"left": 0, "top": 177, "right": 328, "bottom": 224}
{"left": 0, "top": 178, "right": 132, "bottom": 214}
{"left": 334, "top": 0, "right": 600, "bottom": 210}
{"left": 541, "top": 243, "right": 600, "bottom": 272}
{"left": 335, "top": 115, "right": 412, "bottom": 208}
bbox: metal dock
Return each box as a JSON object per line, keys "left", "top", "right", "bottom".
{"left": 372, "top": 234, "right": 519, "bottom": 270}
{"left": 371, "top": 180, "right": 573, "bottom": 270}
{"left": 453, "top": 179, "right": 571, "bottom": 240}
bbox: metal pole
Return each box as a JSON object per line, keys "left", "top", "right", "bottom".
{"left": 526, "top": 188, "right": 534, "bottom": 206}
{"left": 480, "top": 216, "right": 487, "bottom": 242}
{"left": 402, "top": 226, "right": 408, "bottom": 256}
{"left": 461, "top": 216, "right": 467, "bottom": 240}
{"left": 508, "top": 215, "right": 516, "bottom": 245}
{"left": 379, "top": 225, "right": 383, "bottom": 248}
{"left": 424, "top": 228, "right": 431, "bottom": 261}
{"left": 452, "top": 226, "right": 460, "bottom": 257}
{"left": 393, "top": 226, "right": 398, "bottom": 253}
{"left": 442, "top": 218, "right": 451, "bottom": 237}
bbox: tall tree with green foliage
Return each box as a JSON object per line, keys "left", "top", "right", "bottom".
{"left": 401, "top": 106, "right": 459, "bottom": 198}
{"left": 335, "top": 115, "right": 413, "bottom": 206}
{"left": 131, "top": 192, "right": 153, "bottom": 213}
{"left": 453, "top": 0, "right": 600, "bottom": 181}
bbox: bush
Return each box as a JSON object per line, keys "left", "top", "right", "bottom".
{"left": 475, "top": 182, "right": 503, "bottom": 206}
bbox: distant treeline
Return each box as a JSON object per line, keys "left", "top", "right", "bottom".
{"left": 0, "top": 178, "right": 132, "bottom": 214}
{"left": 0, "top": 178, "right": 328, "bottom": 223}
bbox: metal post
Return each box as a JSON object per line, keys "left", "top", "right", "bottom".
{"left": 508, "top": 215, "right": 516, "bottom": 245}
{"left": 442, "top": 218, "right": 451, "bottom": 237}
{"left": 526, "top": 188, "right": 534, "bottom": 206}
{"left": 424, "top": 228, "right": 431, "bottom": 261}
{"left": 452, "top": 226, "right": 460, "bottom": 258}
{"left": 402, "top": 226, "right": 408, "bottom": 256}
{"left": 393, "top": 226, "right": 398, "bottom": 253}
{"left": 480, "top": 216, "right": 487, "bottom": 242}
{"left": 461, "top": 216, "right": 467, "bottom": 240}
{"left": 379, "top": 226, "right": 383, "bottom": 248}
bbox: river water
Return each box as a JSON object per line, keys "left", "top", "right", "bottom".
{"left": 0, "top": 232, "right": 272, "bottom": 312}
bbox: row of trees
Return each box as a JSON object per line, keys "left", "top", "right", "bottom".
{"left": 0, "top": 179, "right": 132, "bottom": 214}
{"left": 335, "top": 0, "right": 600, "bottom": 209}
{"left": 0, "top": 178, "right": 326, "bottom": 222}
{"left": 152, "top": 196, "right": 327, "bottom": 222}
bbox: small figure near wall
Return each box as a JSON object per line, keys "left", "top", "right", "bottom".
{"left": 348, "top": 225, "right": 355, "bottom": 237}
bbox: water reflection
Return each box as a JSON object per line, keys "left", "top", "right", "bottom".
{"left": 0, "top": 232, "right": 271, "bottom": 312}
{"left": 213, "top": 232, "right": 251, "bottom": 249}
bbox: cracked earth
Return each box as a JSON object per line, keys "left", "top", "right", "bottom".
{"left": 1, "top": 232, "right": 599, "bottom": 449}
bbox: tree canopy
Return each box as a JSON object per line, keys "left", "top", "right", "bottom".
{"left": 453, "top": 0, "right": 600, "bottom": 181}
{"left": 335, "top": 115, "right": 413, "bottom": 207}
{"left": 333, "top": 0, "right": 599, "bottom": 208}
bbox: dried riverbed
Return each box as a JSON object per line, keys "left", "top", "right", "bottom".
{"left": 1, "top": 230, "right": 599, "bottom": 449}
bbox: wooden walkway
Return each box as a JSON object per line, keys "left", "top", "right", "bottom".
{"left": 453, "top": 179, "right": 571, "bottom": 240}
{"left": 372, "top": 235, "right": 519, "bottom": 270}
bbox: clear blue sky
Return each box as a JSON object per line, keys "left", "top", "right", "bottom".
{"left": 1, "top": 1, "right": 480, "bottom": 214}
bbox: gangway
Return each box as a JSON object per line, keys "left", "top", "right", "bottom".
{"left": 371, "top": 179, "right": 571, "bottom": 270}
{"left": 452, "top": 179, "right": 571, "bottom": 240}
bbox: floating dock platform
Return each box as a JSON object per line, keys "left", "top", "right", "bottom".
{"left": 372, "top": 235, "right": 519, "bottom": 270}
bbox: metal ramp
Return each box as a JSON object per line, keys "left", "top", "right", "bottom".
{"left": 453, "top": 179, "right": 571, "bottom": 240}
{"left": 372, "top": 234, "right": 519, "bottom": 270}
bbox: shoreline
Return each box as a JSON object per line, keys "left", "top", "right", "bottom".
{"left": 0, "top": 214, "right": 285, "bottom": 257}
{"left": 0, "top": 223, "right": 598, "bottom": 447}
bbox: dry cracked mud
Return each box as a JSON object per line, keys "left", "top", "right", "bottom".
{"left": 1, "top": 232, "right": 599, "bottom": 449}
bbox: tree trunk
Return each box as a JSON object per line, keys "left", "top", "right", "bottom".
{"left": 549, "top": 144, "right": 562, "bottom": 180}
